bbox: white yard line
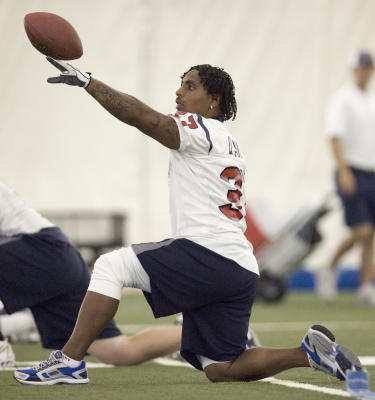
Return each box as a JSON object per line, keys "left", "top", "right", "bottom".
{"left": 263, "top": 377, "right": 351, "bottom": 398}
{"left": 250, "top": 321, "right": 375, "bottom": 332}
{"left": 153, "top": 357, "right": 193, "bottom": 368}
{"left": 360, "top": 357, "right": 375, "bottom": 366}
{"left": 118, "top": 320, "right": 375, "bottom": 334}
{"left": 153, "top": 358, "right": 352, "bottom": 397}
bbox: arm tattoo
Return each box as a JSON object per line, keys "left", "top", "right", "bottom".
{"left": 86, "top": 78, "right": 180, "bottom": 149}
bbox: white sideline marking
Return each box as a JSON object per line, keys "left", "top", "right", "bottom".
{"left": 118, "top": 320, "right": 375, "bottom": 334}
{"left": 154, "top": 358, "right": 193, "bottom": 368}
{"left": 250, "top": 321, "right": 375, "bottom": 332}
{"left": 263, "top": 377, "right": 351, "bottom": 397}
{"left": 153, "top": 358, "right": 352, "bottom": 397}
{"left": 361, "top": 357, "right": 375, "bottom": 366}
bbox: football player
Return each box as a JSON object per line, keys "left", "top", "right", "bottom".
{"left": 14, "top": 60, "right": 361, "bottom": 385}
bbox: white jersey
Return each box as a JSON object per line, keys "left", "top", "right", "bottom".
{"left": 0, "top": 183, "right": 53, "bottom": 237}
{"left": 325, "top": 83, "right": 375, "bottom": 171}
{"left": 169, "top": 112, "right": 258, "bottom": 275}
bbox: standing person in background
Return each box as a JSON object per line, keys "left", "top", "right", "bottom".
{"left": 317, "top": 50, "right": 375, "bottom": 305}
{"left": 0, "top": 182, "right": 181, "bottom": 367}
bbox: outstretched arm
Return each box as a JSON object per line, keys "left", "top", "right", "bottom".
{"left": 46, "top": 57, "right": 180, "bottom": 149}
{"left": 86, "top": 78, "right": 180, "bottom": 149}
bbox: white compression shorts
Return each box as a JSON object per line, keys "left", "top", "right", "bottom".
{"left": 197, "top": 355, "right": 228, "bottom": 369}
{"left": 88, "top": 247, "right": 151, "bottom": 300}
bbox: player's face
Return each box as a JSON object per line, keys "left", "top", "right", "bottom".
{"left": 176, "top": 70, "right": 214, "bottom": 116}
{"left": 353, "top": 65, "right": 374, "bottom": 88}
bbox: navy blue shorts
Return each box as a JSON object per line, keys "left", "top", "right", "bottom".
{"left": 132, "top": 238, "right": 259, "bottom": 370}
{"left": 0, "top": 227, "right": 121, "bottom": 349}
{"left": 335, "top": 168, "right": 375, "bottom": 227}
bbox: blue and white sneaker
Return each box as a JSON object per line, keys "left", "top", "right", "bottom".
{"left": 301, "top": 325, "right": 362, "bottom": 381}
{"left": 14, "top": 350, "right": 89, "bottom": 385}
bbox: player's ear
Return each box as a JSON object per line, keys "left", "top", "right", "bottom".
{"left": 210, "top": 94, "right": 220, "bottom": 110}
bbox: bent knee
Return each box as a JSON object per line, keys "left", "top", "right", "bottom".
{"left": 89, "top": 253, "right": 124, "bottom": 300}
{"left": 204, "top": 362, "right": 233, "bottom": 383}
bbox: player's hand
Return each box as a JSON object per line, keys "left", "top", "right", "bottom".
{"left": 46, "top": 57, "right": 91, "bottom": 88}
{"left": 338, "top": 167, "right": 357, "bottom": 195}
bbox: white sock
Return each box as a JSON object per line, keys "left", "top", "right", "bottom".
{"left": 62, "top": 352, "right": 81, "bottom": 367}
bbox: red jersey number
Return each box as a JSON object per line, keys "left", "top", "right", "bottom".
{"left": 175, "top": 112, "right": 198, "bottom": 129}
{"left": 219, "top": 167, "right": 244, "bottom": 220}
{"left": 182, "top": 115, "right": 198, "bottom": 129}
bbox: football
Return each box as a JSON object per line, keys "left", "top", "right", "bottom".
{"left": 24, "top": 12, "right": 83, "bottom": 60}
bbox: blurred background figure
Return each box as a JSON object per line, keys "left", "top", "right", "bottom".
{"left": 0, "top": 182, "right": 181, "bottom": 367}
{"left": 317, "top": 50, "right": 375, "bottom": 305}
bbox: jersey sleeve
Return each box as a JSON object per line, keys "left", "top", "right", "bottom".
{"left": 171, "top": 112, "right": 212, "bottom": 154}
{"left": 0, "top": 183, "right": 53, "bottom": 236}
{"left": 325, "top": 93, "right": 347, "bottom": 138}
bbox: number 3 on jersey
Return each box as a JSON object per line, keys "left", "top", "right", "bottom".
{"left": 219, "top": 167, "right": 245, "bottom": 220}
{"left": 175, "top": 112, "right": 198, "bottom": 129}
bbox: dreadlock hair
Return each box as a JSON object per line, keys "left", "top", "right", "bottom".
{"left": 181, "top": 64, "right": 237, "bottom": 121}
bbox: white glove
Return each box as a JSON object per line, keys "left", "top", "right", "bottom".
{"left": 46, "top": 56, "right": 91, "bottom": 88}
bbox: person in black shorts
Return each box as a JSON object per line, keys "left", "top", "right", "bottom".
{"left": 0, "top": 182, "right": 180, "bottom": 367}
{"left": 317, "top": 50, "right": 375, "bottom": 305}
{"left": 14, "top": 59, "right": 362, "bottom": 386}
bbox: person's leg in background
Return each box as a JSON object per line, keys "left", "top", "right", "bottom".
{"left": 317, "top": 170, "right": 375, "bottom": 304}
{"left": 316, "top": 233, "right": 356, "bottom": 301}
{"left": 62, "top": 290, "right": 181, "bottom": 365}
{"left": 353, "top": 223, "right": 375, "bottom": 305}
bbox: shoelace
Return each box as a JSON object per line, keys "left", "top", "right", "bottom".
{"left": 35, "top": 355, "right": 60, "bottom": 372}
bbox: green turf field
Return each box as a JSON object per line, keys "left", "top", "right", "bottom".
{"left": 2, "top": 291, "right": 375, "bottom": 400}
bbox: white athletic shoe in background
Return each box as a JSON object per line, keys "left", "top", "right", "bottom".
{"left": 0, "top": 339, "right": 15, "bottom": 368}
{"left": 315, "top": 266, "right": 338, "bottom": 301}
{"left": 8, "top": 329, "right": 40, "bottom": 343}
{"left": 246, "top": 328, "right": 261, "bottom": 349}
{"left": 0, "top": 308, "right": 39, "bottom": 343}
{"left": 357, "top": 284, "right": 375, "bottom": 306}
